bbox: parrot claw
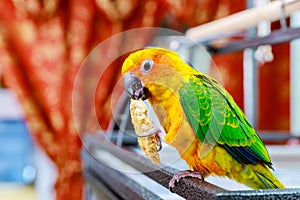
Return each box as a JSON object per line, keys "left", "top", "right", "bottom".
{"left": 169, "top": 170, "right": 205, "bottom": 191}
{"left": 137, "top": 127, "right": 163, "bottom": 151}
{"left": 155, "top": 133, "right": 162, "bottom": 151}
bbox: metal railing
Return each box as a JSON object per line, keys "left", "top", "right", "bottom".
{"left": 82, "top": 134, "right": 300, "bottom": 200}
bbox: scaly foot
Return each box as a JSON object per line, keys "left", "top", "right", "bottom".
{"left": 169, "top": 170, "right": 205, "bottom": 190}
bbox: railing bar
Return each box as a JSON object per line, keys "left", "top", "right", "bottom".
{"left": 209, "top": 27, "right": 300, "bottom": 54}
{"left": 82, "top": 149, "right": 163, "bottom": 200}
{"left": 83, "top": 134, "right": 300, "bottom": 199}
{"left": 85, "top": 134, "right": 225, "bottom": 199}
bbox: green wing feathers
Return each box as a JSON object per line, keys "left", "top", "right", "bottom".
{"left": 179, "top": 74, "right": 285, "bottom": 189}
{"left": 179, "top": 74, "right": 272, "bottom": 169}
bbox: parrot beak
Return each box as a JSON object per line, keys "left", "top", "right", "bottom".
{"left": 124, "top": 72, "right": 150, "bottom": 100}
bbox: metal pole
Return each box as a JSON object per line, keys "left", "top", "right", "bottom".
{"left": 290, "top": 11, "right": 300, "bottom": 136}
{"left": 243, "top": 0, "right": 258, "bottom": 128}
{"left": 243, "top": 49, "right": 257, "bottom": 127}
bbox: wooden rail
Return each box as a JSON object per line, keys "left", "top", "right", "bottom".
{"left": 186, "top": 0, "right": 300, "bottom": 41}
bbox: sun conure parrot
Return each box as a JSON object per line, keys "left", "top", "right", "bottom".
{"left": 122, "top": 47, "right": 285, "bottom": 190}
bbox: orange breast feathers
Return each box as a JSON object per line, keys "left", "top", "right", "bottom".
{"left": 149, "top": 92, "right": 227, "bottom": 177}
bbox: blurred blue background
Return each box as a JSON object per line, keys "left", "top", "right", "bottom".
{"left": 0, "top": 120, "right": 36, "bottom": 183}
{"left": 0, "top": 90, "right": 36, "bottom": 184}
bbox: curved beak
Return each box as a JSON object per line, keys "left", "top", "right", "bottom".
{"left": 123, "top": 72, "right": 150, "bottom": 100}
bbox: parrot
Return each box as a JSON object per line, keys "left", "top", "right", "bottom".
{"left": 122, "top": 47, "right": 285, "bottom": 190}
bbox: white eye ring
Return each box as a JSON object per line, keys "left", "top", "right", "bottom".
{"left": 141, "top": 59, "right": 153, "bottom": 74}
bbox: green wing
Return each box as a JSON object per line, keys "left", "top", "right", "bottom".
{"left": 179, "top": 74, "right": 272, "bottom": 168}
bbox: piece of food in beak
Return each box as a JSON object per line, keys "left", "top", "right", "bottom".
{"left": 130, "top": 99, "right": 161, "bottom": 164}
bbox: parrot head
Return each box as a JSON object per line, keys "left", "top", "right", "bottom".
{"left": 122, "top": 47, "right": 195, "bottom": 101}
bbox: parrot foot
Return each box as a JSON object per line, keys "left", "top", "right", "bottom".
{"left": 169, "top": 170, "right": 204, "bottom": 191}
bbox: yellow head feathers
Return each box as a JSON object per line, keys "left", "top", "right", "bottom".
{"left": 121, "top": 47, "right": 195, "bottom": 76}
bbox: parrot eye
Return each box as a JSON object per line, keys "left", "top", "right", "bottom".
{"left": 141, "top": 59, "right": 153, "bottom": 74}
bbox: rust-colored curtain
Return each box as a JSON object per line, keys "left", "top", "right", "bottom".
{"left": 258, "top": 21, "right": 290, "bottom": 131}
{"left": 0, "top": 1, "right": 249, "bottom": 199}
